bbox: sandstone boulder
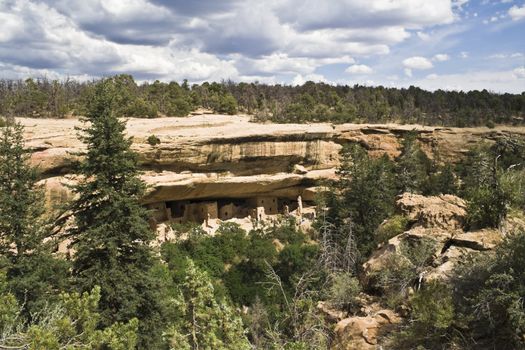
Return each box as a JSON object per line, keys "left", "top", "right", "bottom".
{"left": 397, "top": 193, "right": 467, "bottom": 230}
{"left": 332, "top": 309, "right": 400, "bottom": 350}
{"left": 451, "top": 229, "right": 503, "bottom": 250}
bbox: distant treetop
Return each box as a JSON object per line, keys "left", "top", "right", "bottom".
{"left": 0, "top": 74, "right": 523, "bottom": 127}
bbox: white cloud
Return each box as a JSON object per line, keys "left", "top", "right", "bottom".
{"left": 404, "top": 68, "right": 413, "bottom": 77}
{"left": 345, "top": 64, "right": 373, "bottom": 74}
{"left": 509, "top": 4, "right": 525, "bottom": 20}
{"left": 514, "top": 66, "right": 525, "bottom": 79}
{"left": 433, "top": 53, "right": 450, "bottom": 61}
{"left": 416, "top": 31, "right": 431, "bottom": 40}
{"left": 403, "top": 56, "right": 434, "bottom": 70}
{"left": 488, "top": 52, "right": 523, "bottom": 59}
{"left": 292, "top": 73, "right": 327, "bottom": 86}
{"left": 460, "top": 51, "right": 469, "bottom": 58}
{"left": 426, "top": 73, "right": 439, "bottom": 79}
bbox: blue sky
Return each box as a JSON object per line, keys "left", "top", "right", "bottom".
{"left": 0, "top": 0, "right": 524, "bottom": 92}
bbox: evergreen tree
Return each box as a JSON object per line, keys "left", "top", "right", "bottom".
{"left": 0, "top": 271, "right": 138, "bottom": 350}
{"left": 0, "top": 122, "right": 69, "bottom": 315}
{"left": 460, "top": 146, "right": 509, "bottom": 228}
{"left": 164, "top": 258, "right": 251, "bottom": 350}
{"left": 68, "top": 77, "right": 165, "bottom": 347}
{"left": 395, "top": 132, "right": 431, "bottom": 194}
{"left": 335, "top": 144, "right": 396, "bottom": 259}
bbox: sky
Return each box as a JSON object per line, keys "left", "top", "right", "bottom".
{"left": 0, "top": 0, "right": 524, "bottom": 93}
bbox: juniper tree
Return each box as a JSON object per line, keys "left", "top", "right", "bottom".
{"left": 68, "top": 77, "right": 165, "bottom": 347}
{"left": 0, "top": 122, "right": 69, "bottom": 315}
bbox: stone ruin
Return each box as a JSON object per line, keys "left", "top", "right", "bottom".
{"left": 146, "top": 195, "right": 314, "bottom": 228}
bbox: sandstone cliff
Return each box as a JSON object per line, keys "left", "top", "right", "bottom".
{"left": 19, "top": 114, "right": 525, "bottom": 206}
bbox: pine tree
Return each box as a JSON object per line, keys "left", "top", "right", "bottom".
{"left": 395, "top": 131, "right": 431, "bottom": 194}
{"left": 164, "top": 258, "right": 251, "bottom": 350}
{"left": 68, "top": 77, "right": 164, "bottom": 347}
{"left": 0, "top": 122, "right": 69, "bottom": 315}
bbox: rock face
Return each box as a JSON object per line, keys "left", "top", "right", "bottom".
{"left": 332, "top": 309, "right": 401, "bottom": 350}
{"left": 18, "top": 114, "right": 525, "bottom": 208}
{"left": 363, "top": 193, "right": 504, "bottom": 282}
{"left": 396, "top": 193, "right": 467, "bottom": 230}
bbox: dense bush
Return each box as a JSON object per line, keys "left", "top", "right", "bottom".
{"left": 453, "top": 231, "right": 525, "bottom": 349}
{"left": 146, "top": 134, "right": 160, "bottom": 146}
{"left": 374, "top": 215, "right": 409, "bottom": 246}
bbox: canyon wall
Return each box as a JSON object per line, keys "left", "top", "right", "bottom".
{"left": 19, "top": 114, "right": 525, "bottom": 206}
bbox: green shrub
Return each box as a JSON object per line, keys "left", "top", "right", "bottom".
{"left": 466, "top": 184, "right": 508, "bottom": 229}
{"left": 389, "top": 281, "right": 455, "bottom": 349}
{"left": 371, "top": 238, "right": 437, "bottom": 309}
{"left": 327, "top": 272, "right": 361, "bottom": 310}
{"left": 147, "top": 134, "right": 161, "bottom": 146}
{"left": 453, "top": 230, "right": 525, "bottom": 348}
{"left": 0, "top": 117, "right": 5, "bottom": 127}
{"left": 375, "top": 215, "right": 409, "bottom": 246}
{"left": 121, "top": 97, "right": 158, "bottom": 118}
{"left": 411, "top": 281, "right": 454, "bottom": 330}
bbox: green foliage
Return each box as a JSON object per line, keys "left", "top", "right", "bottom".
{"left": 466, "top": 184, "right": 508, "bottom": 229}
{"left": 371, "top": 238, "right": 436, "bottom": 308}
{"left": 0, "top": 275, "right": 138, "bottom": 350}
{"left": 67, "top": 77, "right": 165, "bottom": 347}
{"left": 0, "top": 122, "right": 70, "bottom": 316}
{"left": 331, "top": 143, "right": 396, "bottom": 259}
{"left": 374, "top": 215, "right": 409, "bottom": 246}
{"left": 0, "top": 122, "right": 44, "bottom": 257}
{"left": 453, "top": 231, "right": 525, "bottom": 348}
{"left": 146, "top": 134, "right": 161, "bottom": 146}
{"left": 395, "top": 131, "right": 432, "bottom": 194}
{"left": 425, "top": 162, "right": 458, "bottom": 195}
{"left": 2, "top": 77, "right": 523, "bottom": 127}
{"left": 163, "top": 258, "right": 251, "bottom": 350}
{"left": 459, "top": 145, "right": 510, "bottom": 228}
{"left": 326, "top": 272, "right": 361, "bottom": 310}
{"left": 389, "top": 281, "right": 455, "bottom": 349}
{"left": 161, "top": 220, "right": 326, "bottom": 347}
{"left": 217, "top": 93, "right": 238, "bottom": 115}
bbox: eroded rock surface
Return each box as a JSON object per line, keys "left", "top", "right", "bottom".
{"left": 20, "top": 115, "right": 525, "bottom": 211}
{"left": 332, "top": 309, "right": 401, "bottom": 350}
{"left": 363, "top": 193, "right": 504, "bottom": 282}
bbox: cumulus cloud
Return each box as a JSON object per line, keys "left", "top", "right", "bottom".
{"left": 433, "top": 54, "right": 450, "bottom": 61}
{"left": 0, "top": 0, "right": 521, "bottom": 93}
{"left": 509, "top": 4, "right": 525, "bottom": 20}
{"left": 345, "top": 64, "right": 373, "bottom": 74}
{"left": 412, "top": 68, "right": 525, "bottom": 93}
{"left": 514, "top": 66, "right": 525, "bottom": 79}
{"left": 403, "top": 56, "right": 434, "bottom": 70}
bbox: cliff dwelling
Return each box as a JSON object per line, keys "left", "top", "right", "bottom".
{"left": 146, "top": 195, "right": 315, "bottom": 228}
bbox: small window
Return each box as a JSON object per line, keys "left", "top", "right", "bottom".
{"left": 262, "top": 200, "right": 264, "bottom": 203}
{"left": 225, "top": 212, "right": 228, "bottom": 216}
{"left": 273, "top": 199, "right": 276, "bottom": 203}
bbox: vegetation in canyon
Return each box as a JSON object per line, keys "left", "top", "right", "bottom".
{"left": 1, "top": 76, "right": 525, "bottom": 349}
